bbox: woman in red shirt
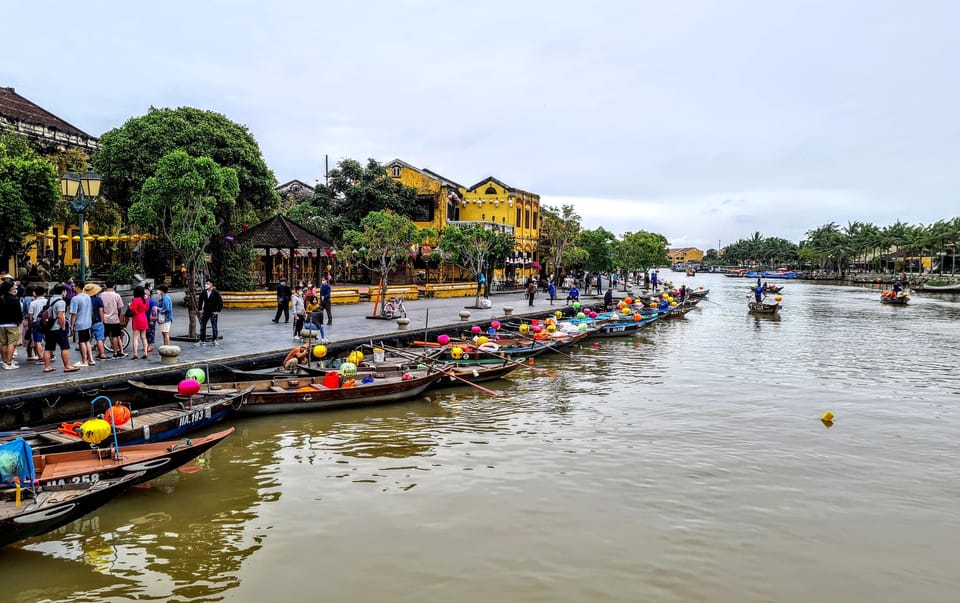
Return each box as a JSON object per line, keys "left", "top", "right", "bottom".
{"left": 128, "top": 285, "right": 150, "bottom": 360}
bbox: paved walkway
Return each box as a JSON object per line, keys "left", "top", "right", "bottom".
{"left": 0, "top": 288, "right": 605, "bottom": 399}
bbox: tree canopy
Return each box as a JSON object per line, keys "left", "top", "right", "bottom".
{"left": 616, "top": 231, "right": 669, "bottom": 272}
{"left": 0, "top": 131, "right": 59, "bottom": 269}
{"left": 439, "top": 224, "right": 515, "bottom": 304}
{"left": 539, "top": 204, "right": 581, "bottom": 278}
{"left": 293, "top": 158, "right": 422, "bottom": 243}
{"left": 577, "top": 227, "right": 618, "bottom": 273}
{"left": 94, "top": 106, "right": 278, "bottom": 217}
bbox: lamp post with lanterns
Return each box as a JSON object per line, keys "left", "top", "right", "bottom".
{"left": 59, "top": 167, "right": 101, "bottom": 284}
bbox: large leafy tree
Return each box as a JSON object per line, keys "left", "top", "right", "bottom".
{"left": 129, "top": 151, "right": 239, "bottom": 337}
{"left": 617, "top": 231, "right": 668, "bottom": 273}
{"left": 343, "top": 211, "right": 428, "bottom": 316}
{"left": 439, "top": 224, "right": 515, "bottom": 306}
{"left": 577, "top": 227, "right": 618, "bottom": 273}
{"left": 539, "top": 204, "right": 581, "bottom": 279}
{"left": 298, "top": 158, "right": 421, "bottom": 243}
{"left": 0, "top": 132, "right": 59, "bottom": 271}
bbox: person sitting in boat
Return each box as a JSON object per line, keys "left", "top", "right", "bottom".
{"left": 754, "top": 285, "right": 764, "bottom": 303}
{"left": 566, "top": 286, "right": 580, "bottom": 305}
{"left": 763, "top": 281, "right": 771, "bottom": 291}
{"left": 892, "top": 281, "right": 903, "bottom": 296}
{"left": 658, "top": 298, "right": 670, "bottom": 312}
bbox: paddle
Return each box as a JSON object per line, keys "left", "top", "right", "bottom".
{"left": 375, "top": 342, "right": 504, "bottom": 396}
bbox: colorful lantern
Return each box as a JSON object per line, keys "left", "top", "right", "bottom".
{"left": 348, "top": 350, "right": 364, "bottom": 365}
{"left": 81, "top": 418, "right": 112, "bottom": 445}
{"left": 185, "top": 367, "right": 206, "bottom": 384}
{"left": 339, "top": 362, "right": 358, "bottom": 378}
{"left": 451, "top": 347, "right": 464, "bottom": 359}
{"left": 312, "top": 344, "right": 327, "bottom": 359}
{"left": 471, "top": 325, "right": 482, "bottom": 335}
{"left": 518, "top": 324, "right": 530, "bottom": 334}
{"left": 177, "top": 379, "right": 201, "bottom": 396}
{"left": 437, "top": 334, "right": 450, "bottom": 345}
{"left": 576, "top": 312, "right": 586, "bottom": 319}
{"left": 105, "top": 405, "right": 131, "bottom": 426}
{"left": 490, "top": 320, "right": 501, "bottom": 330}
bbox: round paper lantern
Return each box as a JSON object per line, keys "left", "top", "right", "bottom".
{"left": 544, "top": 317, "right": 555, "bottom": 326}
{"left": 401, "top": 373, "right": 413, "bottom": 381}
{"left": 451, "top": 347, "right": 464, "bottom": 359}
{"left": 774, "top": 295, "right": 782, "bottom": 302}
{"left": 578, "top": 323, "right": 588, "bottom": 332}
{"left": 576, "top": 312, "right": 586, "bottom": 319}
{"left": 546, "top": 324, "right": 557, "bottom": 333}
{"left": 633, "top": 313, "right": 642, "bottom": 321}
{"left": 589, "top": 311, "right": 598, "bottom": 318}
{"left": 471, "top": 325, "right": 482, "bottom": 335}
{"left": 178, "top": 379, "right": 201, "bottom": 396}
{"left": 81, "top": 418, "right": 112, "bottom": 445}
{"left": 572, "top": 302, "right": 581, "bottom": 310}
{"left": 649, "top": 302, "right": 658, "bottom": 309}
{"left": 518, "top": 324, "right": 530, "bottom": 334}
{"left": 437, "top": 334, "right": 450, "bottom": 345}
{"left": 312, "top": 344, "right": 328, "bottom": 359}
{"left": 624, "top": 297, "right": 632, "bottom": 305}
{"left": 531, "top": 324, "right": 543, "bottom": 333}
{"left": 554, "top": 310, "right": 563, "bottom": 319}
{"left": 339, "top": 362, "right": 358, "bottom": 378}
{"left": 476, "top": 336, "right": 490, "bottom": 345}
{"left": 490, "top": 320, "right": 501, "bottom": 330}
{"left": 105, "top": 404, "right": 131, "bottom": 426}
{"left": 185, "top": 367, "right": 206, "bottom": 384}
{"left": 348, "top": 350, "right": 364, "bottom": 365}
{"left": 670, "top": 301, "right": 678, "bottom": 307}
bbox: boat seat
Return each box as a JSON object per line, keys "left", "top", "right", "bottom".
{"left": 310, "top": 384, "right": 329, "bottom": 390}
{"left": 269, "top": 385, "right": 287, "bottom": 393}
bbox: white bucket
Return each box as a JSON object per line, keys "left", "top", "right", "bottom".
{"left": 373, "top": 348, "right": 385, "bottom": 363}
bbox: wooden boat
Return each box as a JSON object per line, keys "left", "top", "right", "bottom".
{"left": 918, "top": 282, "right": 960, "bottom": 292}
{"left": 748, "top": 301, "right": 781, "bottom": 315}
{"left": 880, "top": 293, "right": 909, "bottom": 305}
{"left": 130, "top": 370, "right": 444, "bottom": 415}
{"left": 749, "top": 285, "right": 783, "bottom": 294}
{"left": 432, "top": 359, "right": 521, "bottom": 388}
{"left": 1, "top": 471, "right": 143, "bottom": 548}
{"left": 664, "top": 304, "right": 696, "bottom": 318}
{"left": 4, "top": 390, "right": 249, "bottom": 455}
{"left": 33, "top": 428, "right": 234, "bottom": 489}
{"left": 687, "top": 288, "right": 709, "bottom": 298}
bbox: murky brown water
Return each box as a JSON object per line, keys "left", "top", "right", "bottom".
{"left": 3, "top": 275, "right": 959, "bottom": 602}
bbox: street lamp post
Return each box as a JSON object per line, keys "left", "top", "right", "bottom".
{"left": 59, "top": 167, "right": 101, "bottom": 284}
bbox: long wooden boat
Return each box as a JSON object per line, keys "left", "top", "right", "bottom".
{"left": 130, "top": 370, "right": 444, "bottom": 415}
{"left": 33, "top": 428, "right": 234, "bottom": 489}
{"left": 687, "top": 288, "right": 709, "bottom": 298}
{"left": 918, "top": 282, "right": 960, "bottom": 292}
{"left": 3, "top": 391, "right": 249, "bottom": 455}
{"left": 748, "top": 301, "right": 781, "bottom": 314}
{"left": 432, "top": 359, "right": 521, "bottom": 388}
{"left": 1, "top": 471, "right": 142, "bottom": 548}
{"left": 664, "top": 304, "right": 697, "bottom": 318}
{"left": 880, "top": 294, "right": 909, "bottom": 305}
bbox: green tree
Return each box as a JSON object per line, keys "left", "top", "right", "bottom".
{"left": 577, "top": 227, "right": 617, "bottom": 273}
{"left": 439, "top": 224, "right": 515, "bottom": 306}
{"left": 343, "top": 211, "right": 427, "bottom": 316}
{"left": 0, "top": 132, "right": 59, "bottom": 271}
{"left": 539, "top": 204, "right": 581, "bottom": 279}
{"left": 302, "top": 158, "right": 421, "bottom": 243}
{"left": 129, "top": 151, "right": 239, "bottom": 337}
{"left": 617, "top": 231, "right": 668, "bottom": 273}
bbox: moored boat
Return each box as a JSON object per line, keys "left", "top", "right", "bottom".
{"left": 918, "top": 282, "right": 960, "bottom": 292}
{"left": 748, "top": 301, "right": 781, "bottom": 315}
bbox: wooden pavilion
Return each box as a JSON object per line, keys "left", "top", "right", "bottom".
{"left": 235, "top": 215, "right": 334, "bottom": 287}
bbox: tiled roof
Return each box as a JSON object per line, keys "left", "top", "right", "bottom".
{"left": 235, "top": 214, "right": 332, "bottom": 249}
{"left": 0, "top": 87, "right": 95, "bottom": 139}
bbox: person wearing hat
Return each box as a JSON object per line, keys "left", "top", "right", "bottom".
{"left": 84, "top": 283, "right": 108, "bottom": 360}
{"left": 272, "top": 277, "right": 292, "bottom": 323}
{"left": 69, "top": 281, "right": 95, "bottom": 366}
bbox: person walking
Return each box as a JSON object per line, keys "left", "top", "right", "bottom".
{"left": 596, "top": 273, "right": 603, "bottom": 295}
{"left": 548, "top": 281, "right": 556, "bottom": 306}
{"left": 28, "top": 286, "right": 47, "bottom": 363}
{"left": 42, "top": 284, "right": 79, "bottom": 373}
{"left": 196, "top": 279, "right": 223, "bottom": 346}
{"left": 128, "top": 285, "right": 149, "bottom": 359}
{"left": 156, "top": 284, "right": 173, "bottom": 347}
{"left": 291, "top": 286, "right": 305, "bottom": 340}
{"left": 85, "top": 283, "right": 108, "bottom": 360}
{"left": 68, "top": 281, "right": 95, "bottom": 367}
{"left": 319, "top": 277, "right": 332, "bottom": 325}
{"left": 0, "top": 280, "right": 23, "bottom": 369}
{"left": 100, "top": 280, "right": 126, "bottom": 358}
{"left": 272, "top": 277, "right": 291, "bottom": 323}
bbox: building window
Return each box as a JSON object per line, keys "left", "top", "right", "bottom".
{"left": 525, "top": 210, "right": 530, "bottom": 229}
{"left": 516, "top": 208, "right": 522, "bottom": 226}
{"left": 484, "top": 186, "right": 497, "bottom": 195}
{"left": 533, "top": 212, "right": 538, "bottom": 229}
{"left": 406, "top": 195, "right": 435, "bottom": 222}
{"left": 392, "top": 165, "right": 402, "bottom": 178}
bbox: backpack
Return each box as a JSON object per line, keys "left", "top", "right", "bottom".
{"left": 39, "top": 300, "right": 59, "bottom": 335}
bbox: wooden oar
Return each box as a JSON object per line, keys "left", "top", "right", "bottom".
{"left": 375, "top": 342, "right": 503, "bottom": 396}
{"left": 497, "top": 327, "right": 579, "bottom": 360}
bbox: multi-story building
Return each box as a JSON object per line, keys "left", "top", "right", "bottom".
{"left": 667, "top": 247, "right": 704, "bottom": 267}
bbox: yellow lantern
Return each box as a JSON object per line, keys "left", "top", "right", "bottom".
{"left": 348, "top": 350, "right": 364, "bottom": 364}
{"left": 80, "top": 418, "right": 112, "bottom": 445}
{"left": 476, "top": 336, "right": 489, "bottom": 345}
{"left": 518, "top": 324, "right": 530, "bottom": 334}
{"left": 546, "top": 324, "right": 557, "bottom": 333}
{"left": 554, "top": 310, "right": 563, "bottom": 319}
{"left": 451, "top": 346, "right": 464, "bottom": 359}
{"left": 312, "top": 344, "right": 327, "bottom": 359}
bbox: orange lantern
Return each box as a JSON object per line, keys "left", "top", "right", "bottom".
{"left": 105, "top": 404, "right": 131, "bottom": 426}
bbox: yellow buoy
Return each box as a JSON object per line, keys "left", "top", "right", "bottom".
{"left": 821, "top": 411, "right": 834, "bottom": 423}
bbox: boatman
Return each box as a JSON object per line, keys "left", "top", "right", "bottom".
{"left": 892, "top": 281, "right": 903, "bottom": 296}
{"left": 754, "top": 284, "right": 764, "bottom": 303}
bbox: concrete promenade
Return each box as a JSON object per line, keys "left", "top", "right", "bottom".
{"left": 0, "top": 287, "right": 597, "bottom": 401}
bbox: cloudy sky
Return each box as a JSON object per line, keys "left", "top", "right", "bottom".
{"left": 4, "top": 0, "right": 957, "bottom": 250}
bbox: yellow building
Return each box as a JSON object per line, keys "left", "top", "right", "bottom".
{"left": 667, "top": 247, "right": 704, "bottom": 266}
{"left": 385, "top": 159, "right": 463, "bottom": 235}
{"left": 460, "top": 177, "right": 540, "bottom": 283}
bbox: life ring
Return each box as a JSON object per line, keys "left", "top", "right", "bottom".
{"left": 283, "top": 345, "right": 309, "bottom": 369}
{"left": 478, "top": 342, "right": 500, "bottom": 353}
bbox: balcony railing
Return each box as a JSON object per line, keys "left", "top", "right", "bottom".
{"left": 446, "top": 221, "right": 514, "bottom": 235}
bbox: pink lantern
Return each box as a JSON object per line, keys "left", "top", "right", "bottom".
{"left": 471, "top": 326, "right": 482, "bottom": 334}
{"left": 437, "top": 334, "right": 450, "bottom": 345}
{"left": 532, "top": 324, "right": 543, "bottom": 333}
{"left": 178, "top": 379, "right": 201, "bottom": 396}
{"left": 490, "top": 320, "right": 501, "bottom": 330}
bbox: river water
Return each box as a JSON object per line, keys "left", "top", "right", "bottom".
{"left": 3, "top": 274, "right": 959, "bottom": 603}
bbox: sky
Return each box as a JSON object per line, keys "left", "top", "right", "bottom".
{"left": 3, "top": 0, "right": 957, "bottom": 250}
